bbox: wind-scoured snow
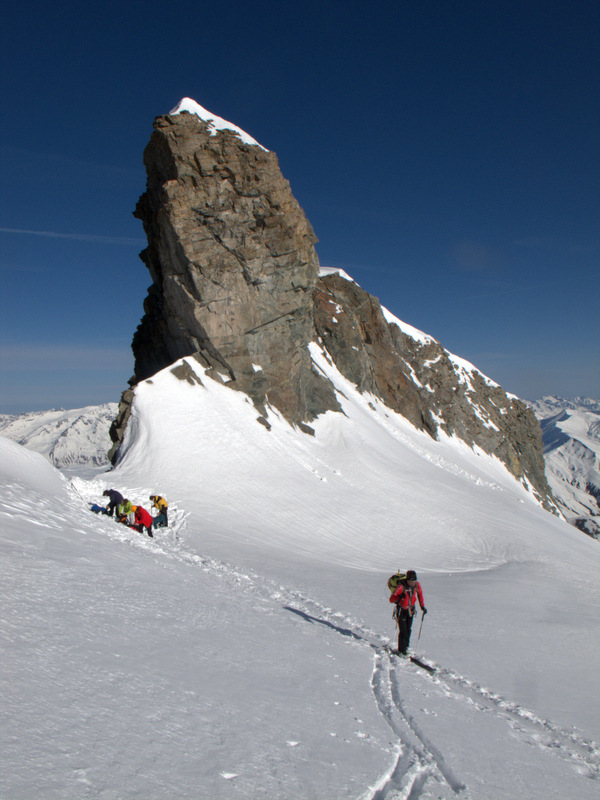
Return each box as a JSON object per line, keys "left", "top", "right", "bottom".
{"left": 320, "top": 265, "right": 361, "bottom": 285}
{"left": 2, "top": 353, "right": 599, "bottom": 800}
{"left": 169, "top": 97, "right": 268, "bottom": 151}
{"left": 381, "top": 304, "right": 435, "bottom": 346}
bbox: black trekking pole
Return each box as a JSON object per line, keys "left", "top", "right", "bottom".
{"left": 416, "top": 610, "right": 426, "bottom": 644}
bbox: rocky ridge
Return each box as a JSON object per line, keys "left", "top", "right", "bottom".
{"left": 110, "top": 99, "right": 555, "bottom": 511}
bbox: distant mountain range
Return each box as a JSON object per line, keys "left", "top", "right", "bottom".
{"left": 0, "top": 404, "right": 117, "bottom": 471}
{"left": 528, "top": 396, "right": 600, "bottom": 538}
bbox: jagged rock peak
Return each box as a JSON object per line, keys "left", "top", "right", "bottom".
{"left": 127, "top": 98, "right": 340, "bottom": 432}
{"left": 169, "top": 98, "right": 268, "bottom": 150}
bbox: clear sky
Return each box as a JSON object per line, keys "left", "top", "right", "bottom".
{"left": 1, "top": 0, "right": 598, "bottom": 414}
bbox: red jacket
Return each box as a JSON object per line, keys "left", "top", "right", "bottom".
{"left": 390, "top": 581, "right": 425, "bottom": 611}
{"left": 134, "top": 506, "right": 153, "bottom": 528}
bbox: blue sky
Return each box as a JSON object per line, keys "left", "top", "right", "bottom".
{"left": 1, "top": 0, "right": 598, "bottom": 414}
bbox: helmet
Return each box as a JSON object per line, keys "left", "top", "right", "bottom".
{"left": 406, "top": 570, "right": 417, "bottom": 581}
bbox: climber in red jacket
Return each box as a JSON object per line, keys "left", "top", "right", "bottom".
{"left": 131, "top": 505, "right": 154, "bottom": 538}
{"left": 389, "top": 570, "right": 427, "bottom": 655}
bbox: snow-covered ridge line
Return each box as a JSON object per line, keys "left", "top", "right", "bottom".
{"left": 321, "top": 265, "right": 500, "bottom": 389}
{"left": 169, "top": 97, "right": 268, "bottom": 151}
{"left": 319, "top": 266, "right": 358, "bottom": 285}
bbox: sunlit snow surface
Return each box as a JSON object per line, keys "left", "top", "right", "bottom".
{"left": 2, "top": 353, "right": 599, "bottom": 799}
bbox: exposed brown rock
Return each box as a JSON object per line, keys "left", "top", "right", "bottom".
{"left": 387, "top": 324, "right": 553, "bottom": 508}
{"left": 313, "top": 272, "right": 554, "bottom": 509}
{"left": 130, "top": 109, "right": 339, "bottom": 424}
{"left": 313, "top": 273, "right": 436, "bottom": 436}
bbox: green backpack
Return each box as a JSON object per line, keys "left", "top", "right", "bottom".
{"left": 387, "top": 571, "right": 406, "bottom": 595}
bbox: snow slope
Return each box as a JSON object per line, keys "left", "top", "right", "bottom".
{"left": 2, "top": 352, "right": 599, "bottom": 800}
{"left": 529, "top": 396, "right": 600, "bottom": 538}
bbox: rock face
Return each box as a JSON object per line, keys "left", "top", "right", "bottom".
{"left": 110, "top": 99, "right": 555, "bottom": 511}
{"left": 312, "top": 272, "right": 437, "bottom": 436}
{"left": 313, "top": 272, "right": 553, "bottom": 510}
{"left": 130, "top": 105, "right": 339, "bottom": 427}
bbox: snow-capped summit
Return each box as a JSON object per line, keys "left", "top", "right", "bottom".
{"left": 529, "top": 396, "right": 600, "bottom": 538}
{"left": 169, "top": 97, "right": 267, "bottom": 150}
{"left": 2, "top": 100, "right": 599, "bottom": 800}
{"left": 0, "top": 403, "right": 117, "bottom": 471}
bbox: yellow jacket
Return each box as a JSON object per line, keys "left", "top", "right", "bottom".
{"left": 151, "top": 495, "right": 168, "bottom": 512}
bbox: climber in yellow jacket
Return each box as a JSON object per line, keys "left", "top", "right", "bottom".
{"left": 149, "top": 495, "right": 169, "bottom": 529}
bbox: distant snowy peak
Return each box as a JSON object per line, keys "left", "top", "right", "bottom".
{"left": 169, "top": 97, "right": 268, "bottom": 151}
{"left": 529, "top": 395, "right": 600, "bottom": 419}
{"left": 0, "top": 403, "right": 117, "bottom": 469}
{"left": 529, "top": 396, "right": 600, "bottom": 538}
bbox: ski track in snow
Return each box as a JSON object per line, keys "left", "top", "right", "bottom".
{"left": 71, "top": 478, "right": 600, "bottom": 797}
{"left": 4, "top": 474, "right": 598, "bottom": 799}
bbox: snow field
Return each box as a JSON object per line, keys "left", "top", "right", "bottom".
{"left": 2, "top": 349, "right": 600, "bottom": 799}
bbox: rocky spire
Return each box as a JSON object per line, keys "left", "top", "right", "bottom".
{"left": 110, "top": 99, "right": 556, "bottom": 512}
{"left": 129, "top": 102, "right": 340, "bottom": 427}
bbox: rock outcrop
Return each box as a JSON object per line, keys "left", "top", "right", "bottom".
{"left": 130, "top": 103, "right": 339, "bottom": 426}
{"left": 110, "top": 99, "right": 556, "bottom": 511}
{"left": 313, "top": 271, "right": 553, "bottom": 509}
{"left": 312, "top": 272, "right": 436, "bottom": 436}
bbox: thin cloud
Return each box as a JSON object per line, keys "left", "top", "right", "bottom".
{"left": 452, "top": 240, "right": 498, "bottom": 274}
{"left": 0, "top": 144, "right": 141, "bottom": 180}
{"left": 0, "top": 227, "right": 144, "bottom": 246}
{"left": 0, "top": 343, "right": 132, "bottom": 371}
{"left": 515, "top": 236, "right": 598, "bottom": 255}
{"left": 465, "top": 277, "right": 573, "bottom": 301}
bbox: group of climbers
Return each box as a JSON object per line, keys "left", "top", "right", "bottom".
{"left": 98, "top": 491, "right": 427, "bottom": 656}
{"left": 101, "top": 491, "right": 424, "bottom": 655}
{"left": 388, "top": 569, "right": 427, "bottom": 656}
{"left": 101, "top": 490, "right": 169, "bottom": 538}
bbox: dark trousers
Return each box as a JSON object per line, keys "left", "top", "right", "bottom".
{"left": 152, "top": 510, "right": 168, "bottom": 528}
{"left": 107, "top": 502, "right": 118, "bottom": 517}
{"left": 133, "top": 523, "right": 153, "bottom": 537}
{"left": 397, "top": 608, "right": 414, "bottom": 654}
